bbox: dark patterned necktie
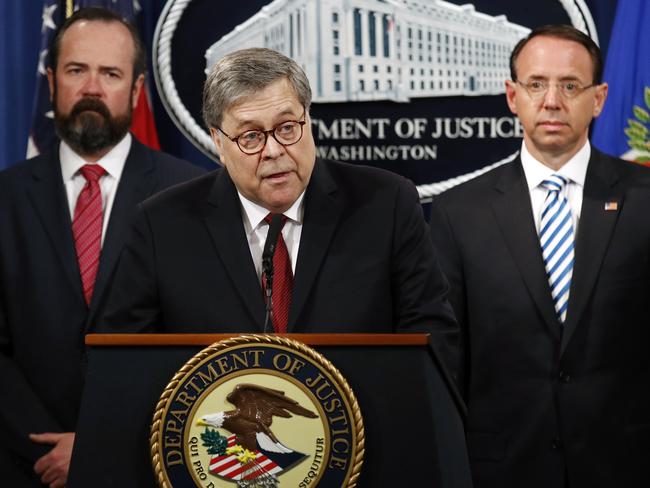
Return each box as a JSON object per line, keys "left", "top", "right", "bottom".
{"left": 262, "top": 214, "right": 292, "bottom": 332}
{"left": 72, "top": 164, "right": 106, "bottom": 305}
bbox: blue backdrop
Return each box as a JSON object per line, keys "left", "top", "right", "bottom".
{"left": 0, "top": 0, "right": 619, "bottom": 171}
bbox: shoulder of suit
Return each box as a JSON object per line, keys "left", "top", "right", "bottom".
{"left": 317, "top": 157, "right": 413, "bottom": 190}
{"left": 592, "top": 148, "right": 650, "bottom": 184}
{"left": 129, "top": 139, "right": 205, "bottom": 177}
{"left": 141, "top": 167, "right": 222, "bottom": 209}
{"left": 0, "top": 148, "right": 57, "bottom": 187}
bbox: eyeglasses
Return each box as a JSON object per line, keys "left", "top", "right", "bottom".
{"left": 218, "top": 111, "right": 307, "bottom": 155}
{"left": 517, "top": 80, "right": 596, "bottom": 100}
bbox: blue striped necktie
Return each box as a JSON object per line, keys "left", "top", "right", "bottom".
{"left": 539, "top": 175, "right": 574, "bottom": 323}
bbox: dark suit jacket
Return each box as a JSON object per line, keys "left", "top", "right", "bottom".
{"left": 430, "top": 148, "right": 650, "bottom": 488}
{"left": 0, "top": 138, "right": 204, "bottom": 483}
{"left": 97, "top": 158, "right": 458, "bottom": 367}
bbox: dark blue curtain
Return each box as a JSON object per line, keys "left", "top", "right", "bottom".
{"left": 0, "top": 1, "right": 41, "bottom": 169}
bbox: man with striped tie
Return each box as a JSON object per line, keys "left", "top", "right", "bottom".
{"left": 0, "top": 8, "right": 203, "bottom": 487}
{"left": 430, "top": 24, "right": 650, "bottom": 488}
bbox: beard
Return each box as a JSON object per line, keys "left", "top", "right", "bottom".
{"left": 53, "top": 94, "right": 133, "bottom": 156}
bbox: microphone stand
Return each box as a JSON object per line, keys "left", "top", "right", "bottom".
{"left": 262, "top": 255, "right": 274, "bottom": 333}
{"left": 262, "top": 214, "right": 283, "bottom": 332}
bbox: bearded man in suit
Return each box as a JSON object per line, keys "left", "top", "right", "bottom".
{"left": 0, "top": 8, "right": 203, "bottom": 487}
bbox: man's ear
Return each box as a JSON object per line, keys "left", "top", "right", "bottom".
{"left": 210, "top": 128, "right": 227, "bottom": 165}
{"left": 592, "top": 82, "right": 608, "bottom": 118}
{"left": 505, "top": 80, "right": 518, "bottom": 115}
{"left": 47, "top": 68, "right": 55, "bottom": 102}
{"left": 131, "top": 74, "right": 145, "bottom": 109}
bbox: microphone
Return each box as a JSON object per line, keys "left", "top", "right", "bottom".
{"left": 262, "top": 214, "right": 283, "bottom": 332}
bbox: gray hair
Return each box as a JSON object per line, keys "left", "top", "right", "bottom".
{"left": 202, "top": 48, "right": 312, "bottom": 129}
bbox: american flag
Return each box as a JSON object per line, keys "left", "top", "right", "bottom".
{"left": 209, "top": 434, "right": 283, "bottom": 482}
{"left": 27, "top": 0, "right": 160, "bottom": 157}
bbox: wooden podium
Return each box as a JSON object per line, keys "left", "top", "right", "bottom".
{"left": 68, "top": 334, "right": 471, "bottom": 487}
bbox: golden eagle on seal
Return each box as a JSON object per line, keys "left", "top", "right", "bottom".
{"left": 198, "top": 383, "right": 317, "bottom": 453}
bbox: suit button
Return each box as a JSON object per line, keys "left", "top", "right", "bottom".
{"left": 552, "top": 437, "right": 563, "bottom": 450}
{"left": 559, "top": 370, "right": 571, "bottom": 383}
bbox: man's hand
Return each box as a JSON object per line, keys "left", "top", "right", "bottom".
{"left": 29, "top": 432, "right": 75, "bottom": 488}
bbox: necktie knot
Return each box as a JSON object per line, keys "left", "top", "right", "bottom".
{"left": 541, "top": 174, "right": 569, "bottom": 193}
{"left": 79, "top": 164, "right": 106, "bottom": 183}
{"left": 264, "top": 213, "right": 288, "bottom": 228}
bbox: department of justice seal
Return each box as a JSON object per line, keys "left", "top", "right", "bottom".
{"left": 150, "top": 335, "right": 364, "bottom": 487}
{"left": 154, "top": 0, "right": 597, "bottom": 200}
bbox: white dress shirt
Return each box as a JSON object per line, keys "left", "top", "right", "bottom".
{"left": 520, "top": 140, "right": 590, "bottom": 236}
{"left": 60, "top": 134, "right": 131, "bottom": 244}
{"left": 238, "top": 191, "right": 305, "bottom": 281}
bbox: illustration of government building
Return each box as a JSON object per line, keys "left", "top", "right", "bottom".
{"left": 205, "top": 0, "right": 530, "bottom": 103}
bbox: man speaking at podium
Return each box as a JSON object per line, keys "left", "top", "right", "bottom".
{"left": 97, "top": 48, "right": 458, "bottom": 376}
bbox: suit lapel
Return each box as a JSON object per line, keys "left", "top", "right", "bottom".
{"left": 88, "top": 140, "right": 157, "bottom": 322}
{"left": 289, "top": 160, "right": 343, "bottom": 330}
{"left": 26, "top": 149, "right": 85, "bottom": 303}
{"left": 491, "top": 159, "right": 561, "bottom": 341}
{"left": 203, "top": 170, "right": 266, "bottom": 329}
{"left": 560, "top": 150, "right": 622, "bottom": 355}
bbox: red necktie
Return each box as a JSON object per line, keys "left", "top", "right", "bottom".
{"left": 72, "top": 164, "right": 106, "bottom": 305}
{"left": 262, "top": 214, "right": 293, "bottom": 333}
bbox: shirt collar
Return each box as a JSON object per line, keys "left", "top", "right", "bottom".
{"left": 239, "top": 191, "right": 306, "bottom": 236}
{"left": 520, "top": 140, "right": 590, "bottom": 192}
{"left": 59, "top": 133, "right": 132, "bottom": 181}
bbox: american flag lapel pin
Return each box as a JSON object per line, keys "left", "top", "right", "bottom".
{"left": 604, "top": 201, "right": 618, "bottom": 211}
